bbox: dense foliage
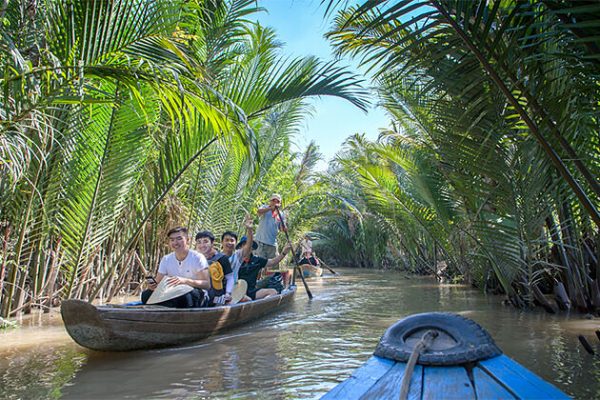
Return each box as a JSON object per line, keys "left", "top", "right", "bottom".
{"left": 314, "top": 0, "right": 600, "bottom": 312}
{"left": 2, "top": 0, "right": 599, "bottom": 317}
{"left": 0, "top": 0, "right": 367, "bottom": 317}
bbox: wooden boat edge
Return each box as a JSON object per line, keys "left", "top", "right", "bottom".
{"left": 61, "top": 286, "right": 296, "bottom": 351}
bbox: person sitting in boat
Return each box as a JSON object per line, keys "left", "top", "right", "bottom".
{"left": 237, "top": 236, "right": 291, "bottom": 300}
{"left": 221, "top": 215, "right": 254, "bottom": 303}
{"left": 221, "top": 214, "right": 254, "bottom": 283}
{"left": 195, "top": 230, "right": 234, "bottom": 306}
{"left": 141, "top": 227, "right": 210, "bottom": 308}
{"left": 298, "top": 250, "right": 320, "bottom": 277}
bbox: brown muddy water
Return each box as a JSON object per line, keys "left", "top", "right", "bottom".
{"left": 0, "top": 269, "right": 599, "bottom": 399}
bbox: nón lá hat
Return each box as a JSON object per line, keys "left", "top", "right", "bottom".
{"left": 146, "top": 278, "right": 194, "bottom": 305}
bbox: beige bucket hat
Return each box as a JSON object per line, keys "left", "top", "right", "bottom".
{"left": 147, "top": 278, "right": 194, "bottom": 305}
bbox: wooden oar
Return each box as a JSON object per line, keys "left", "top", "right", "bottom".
{"left": 578, "top": 335, "right": 595, "bottom": 355}
{"left": 578, "top": 331, "right": 600, "bottom": 358}
{"left": 275, "top": 207, "right": 313, "bottom": 299}
{"left": 316, "top": 256, "right": 338, "bottom": 275}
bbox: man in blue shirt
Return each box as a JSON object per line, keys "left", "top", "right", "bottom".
{"left": 255, "top": 193, "right": 286, "bottom": 259}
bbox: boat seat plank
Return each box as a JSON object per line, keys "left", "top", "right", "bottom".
{"left": 479, "top": 355, "right": 570, "bottom": 400}
{"left": 359, "top": 363, "right": 422, "bottom": 400}
{"left": 321, "top": 356, "right": 395, "bottom": 399}
{"left": 422, "top": 366, "right": 475, "bottom": 399}
{"left": 472, "top": 365, "right": 516, "bottom": 399}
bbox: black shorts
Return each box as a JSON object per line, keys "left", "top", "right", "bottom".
{"left": 247, "top": 288, "right": 259, "bottom": 300}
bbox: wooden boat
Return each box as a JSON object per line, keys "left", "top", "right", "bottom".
{"left": 302, "top": 264, "right": 323, "bottom": 278}
{"left": 322, "top": 312, "right": 570, "bottom": 400}
{"left": 61, "top": 285, "right": 296, "bottom": 352}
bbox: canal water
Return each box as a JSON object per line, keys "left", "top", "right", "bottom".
{"left": 0, "top": 269, "right": 598, "bottom": 399}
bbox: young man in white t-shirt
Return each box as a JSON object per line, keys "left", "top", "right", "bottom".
{"left": 141, "top": 227, "right": 210, "bottom": 307}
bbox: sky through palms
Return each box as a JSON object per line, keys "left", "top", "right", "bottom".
{"left": 255, "top": 0, "right": 390, "bottom": 169}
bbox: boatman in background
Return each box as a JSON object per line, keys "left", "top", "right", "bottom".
{"left": 300, "top": 234, "right": 313, "bottom": 256}
{"left": 255, "top": 193, "right": 286, "bottom": 259}
{"left": 141, "top": 227, "right": 210, "bottom": 308}
{"left": 195, "top": 230, "right": 234, "bottom": 306}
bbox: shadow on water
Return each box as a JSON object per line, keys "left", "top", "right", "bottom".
{"left": 1, "top": 268, "right": 599, "bottom": 399}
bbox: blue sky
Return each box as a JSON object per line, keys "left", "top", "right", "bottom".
{"left": 253, "top": 0, "right": 390, "bottom": 168}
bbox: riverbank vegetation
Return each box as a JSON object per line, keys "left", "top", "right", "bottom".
{"left": 0, "top": 0, "right": 367, "bottom": 317}
{"left": 312, "top": 0, "right": 600, "bottom": 314}
{"left": 1, "top": 0, "right": 599, "bottom": 318}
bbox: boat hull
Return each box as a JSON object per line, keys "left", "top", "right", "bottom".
{"left": 61, "top": 286, "right": 296, "bottom": 351}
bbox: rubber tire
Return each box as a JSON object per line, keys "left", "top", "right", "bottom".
{"left": 373, "top": 312, "right": 502, "bottom": 366}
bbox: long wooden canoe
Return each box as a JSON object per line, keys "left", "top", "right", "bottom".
{"left": 61, "top": 286, "right": 296, "bottom": 351}
{"left": 322, "top": 312, "right": 570, "bottom": 400}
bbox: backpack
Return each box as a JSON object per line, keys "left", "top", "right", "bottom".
{"left": 266, "top": 272, "right": 284, "bottom": 293}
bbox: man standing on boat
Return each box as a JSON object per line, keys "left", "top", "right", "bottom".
{"left": 141, "top": 227, "right": 210, "bottom": 308}
{"left": 195, "top": 230, "right": 234, "bottom": 305}
{"left": 255, "top": 193, "right": 286, "bottom": 259}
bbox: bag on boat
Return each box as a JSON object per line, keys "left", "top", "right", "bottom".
{"left": 266, "top": 272, "right": 284, "bottom": 293}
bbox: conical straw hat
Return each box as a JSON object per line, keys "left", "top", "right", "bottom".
{"left": 230, "top": 279, "right": 248, "bottom": 304}
{"left": 147, "top": 278, "right": 194, "bottom": 305}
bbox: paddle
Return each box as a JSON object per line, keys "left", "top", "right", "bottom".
{"left": 315, "top": 256, "right": 338, "bottom": 275}
{"left": 275, "top": 207, "right": 313, "bottom": 299}
{"left": 578, "top": 335, "right": 595, "bottom": 355}
{"left": 578, "top": 330, "right": 600, "bottom": 357}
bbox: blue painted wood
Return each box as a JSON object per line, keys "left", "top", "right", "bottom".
{"left": 321, "top": 356, "right": 395, "bottom": 400}
{"left": 122, "top": 301, "right": 143, "bottom": 306}
{"left": 472, "top": 365, "right": 516, "bottom": 399}
{"left": 422, "top": 365, "right": 475, "bottom": 399}
{"left": 360, "top": 363, "right": 423, "bottom": 400}
{"left": 479, "top": 355, "right": 571, "bottom": 399}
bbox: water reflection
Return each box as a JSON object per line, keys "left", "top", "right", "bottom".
{"left": 0, "top": 270, "right": 599, "bottom": 399}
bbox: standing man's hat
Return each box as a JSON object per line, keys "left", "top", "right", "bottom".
{"left": 270, "top": 193, "right": 282, "bottom": 202}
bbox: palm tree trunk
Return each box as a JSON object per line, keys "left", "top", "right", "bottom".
{"left": 0, "top": 225, "right": 10, "bottom": 316}
{"left": 558, "top": 202, "right": 589, "bottom": 311}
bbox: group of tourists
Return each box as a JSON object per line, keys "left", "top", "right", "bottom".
{"left": 141, "top": 194, "right": 291, "bottom": 308}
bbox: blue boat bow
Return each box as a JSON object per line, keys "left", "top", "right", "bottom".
{"left": 322, "top": 312, "right": 570, "bottom": 400}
